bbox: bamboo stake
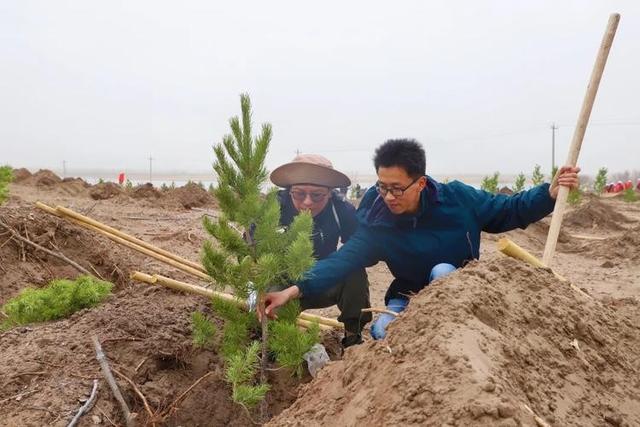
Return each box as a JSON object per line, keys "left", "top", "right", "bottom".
{"left": 36, "top": 202, "right": 211, "bottom": 281}
{"left": 130, "top": 272, "right": 337, "bottom": 331}
{"left": 497, "top": 238, "right": 592, "bottom": 299}
{"left": 543, "top": 13, "right": 620, "bottom": 266}
{"left": 56, "top": 205, "right": 204, "bottom": 272}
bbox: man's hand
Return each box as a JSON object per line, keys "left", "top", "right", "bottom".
{"left": 549, "top": 166, "right": 581, "bottom": 199}
{"left": 257, "top": 285, "right": 300, "bottom": 321}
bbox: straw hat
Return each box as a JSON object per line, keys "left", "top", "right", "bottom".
{"left": 270, "top": 154, "right": 351, "bottom": 188}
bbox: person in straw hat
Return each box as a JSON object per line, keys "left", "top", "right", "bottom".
{"left": 270, "top": 153, "right": 372, "bottom": 347}
{"left": 261, "top": 139, "right": 580, "bottom": 342}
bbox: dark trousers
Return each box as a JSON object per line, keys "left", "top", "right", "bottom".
{"left": 300, "top": 268, "right": 372, "bottom": 335}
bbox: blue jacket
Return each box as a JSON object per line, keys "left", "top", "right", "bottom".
{"left": 278, "top": 190, "right": 358, "bottom": 260}
{"left": 295, "top": 176, "right": 556, "bottom": 299}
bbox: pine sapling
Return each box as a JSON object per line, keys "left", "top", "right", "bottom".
{"left": 531, "top": 164, "right": 545, "bottom": 186}
{"left": 0, "top": 165, "right": 13, "bottom": 205}
{"left": 200, "top": 94, "right": 317, "bottom": 412}
{"left": 481, "top": 172, "right": 499, "bottom": 194}
{"left": 513, "top": 172, "right": 526, "bottom": 193}
{"left": 594, "top": 167, "right": 608, "bottom": 194}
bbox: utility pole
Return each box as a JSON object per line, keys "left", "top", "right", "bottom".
{"left": 550, "top": 124, "right": 556, "bottom": 172}
{"left": 62, "top": 160, "right": 67, "bottom": 179}
{"left": 148, "top": 155, "right": 153, "bottom": 183}
{"left": 295, "top": 149, "right": 300, "bottom": 156}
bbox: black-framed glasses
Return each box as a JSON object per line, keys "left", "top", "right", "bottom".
{"left": 290, "top": 189, "right": 329, "bottom": 203}
{"left": 376, "top": 176, "right": 421, "bottom": 198}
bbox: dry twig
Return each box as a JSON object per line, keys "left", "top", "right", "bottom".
{"left": 112, "top": 368, "right": 154, "bottom": 421}
{"left": 67, "top": 379, "right": 99, "bottom": 427}
{"left": 92, "top": 336, "right": 136, "bottom": 427}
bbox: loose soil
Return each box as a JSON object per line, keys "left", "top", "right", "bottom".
{"left": 2, "top": 175, "right": 639, "bottom": 426}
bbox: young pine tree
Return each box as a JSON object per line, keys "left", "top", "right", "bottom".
{"left": 480, "top": 172, "right": 499, "bottom": 194}
{"left": 0, "top": 166, "right": 13, "bottom": 205}
{"left": 200, "top": 94, "right": 318, "bottom": 410}
{"left": 594, "top": 167, "right": 608, "bottom": 194}
{"left": 531, "top": 164, "right": 544, "bottom": 186}
{"left": 513, "top": 172, "right": 526, "bottom": 193}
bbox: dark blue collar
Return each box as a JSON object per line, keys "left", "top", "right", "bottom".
{"left": 364, "top": 176, "right": 441, "bottom": 227}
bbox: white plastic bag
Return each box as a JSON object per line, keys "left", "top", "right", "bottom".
{"left": 303, "top": 343, "right": 330, "bottom": 377}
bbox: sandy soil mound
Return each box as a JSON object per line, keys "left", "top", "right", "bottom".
{"left": 0, "top": 201, "right": 301, "bottom": 425}
{"left": 498, "top": 186, "right": 514, "bottom": 195}
{"left": 23, "top": 169, "right": 62, "bottom": 187}
{"left": 582, "top": 224, "right": 640, "bottom": 262}
{"left": 270, "top": 257, "right": 640, "bottom": 427}
{"left": 131, "top": 183, "right": 162, "bottom": 199}
{"left": 89, "top": 182, "right": 123, "bottom": 200}
{"left": 164, "top": 182, "right": 217, "bottom": 209}
{"left": 564, "top": 197, "right": 634, "bottom": 231}
{"left": 58, "top": 177, "right": 90, "bottom": 196}
{"left": 0, "top": 204, "right": 137, "bottom": 301}
{"left": 11, "top": 168, "right": 32, "bottom": 182}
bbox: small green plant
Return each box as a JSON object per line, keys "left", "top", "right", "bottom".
{"left": 208, "top": 183, "right": 215, "bottom": 194}
{"left": 513, "top": 172, "right": 526, "bottom": 193}
{"left": 197, "top": 181, "right": 205, "bottom": 189}
{"left": 170, "top": 181, "right": 176, "bottom": 190}
{"left": 125, "top": 179, "right": 134, "bottom": 190}
{"left": 567, "top": 188, "right": 583, "bottom": 206}
{"left": 1, "top": 276, "right": 113, "bottom": 330}
{"left": 623, "top": 188, "right": 638, "bottom": 203}
{"left": 531, "top": 164, "right": 544, "bottom": 186}
{"left": 161, "top": 182, "right": 169, "bottom": 191}
{"left": 0, "top": 165, "right": 14, "bottom": 205}
{"left": 594, "top": 167, "right": 608, "bottom": 194}
{"left": 191, "top": 311, "right": 216, "bottom": 348}
{"left": 480, "top": 172, "right": 499, "bottom": 194}
{"left": 98, "top": 178, "right": 105, "bottom": 184}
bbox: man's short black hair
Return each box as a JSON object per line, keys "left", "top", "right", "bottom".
{"left": 373, "top": 139, "right": 426, "bottom": 178}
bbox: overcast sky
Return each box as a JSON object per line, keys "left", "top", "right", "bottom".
{"left": 1, "top": 1, "right": 639, "bottom": 178}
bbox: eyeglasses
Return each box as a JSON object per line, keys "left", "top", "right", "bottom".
{"left": 290, "top": 189, "right": 329, "bottom": 203}
{"left": 376, "top": 176, "right": 421, "bottom": 198}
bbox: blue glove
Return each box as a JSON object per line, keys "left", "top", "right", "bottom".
{"left": 370, "top": 298, "right": 408, "bottom": 340}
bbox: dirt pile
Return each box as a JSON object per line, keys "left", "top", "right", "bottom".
{"left": 270, "top": 257, "right": 640, "bottom": 426}
{"left": 89, "top": 182, "right": 123, "bottom": 200}
{"left": 132, "top": 183, "right": 162, "bottom": 199}
{"left": 22, "top": 169, "right": 62, "bottom": 187}
{"left": 11, "top": 168, "right": 32, "bottom": 182}
{"left": 0, "top": 204, "right": 139, "bottom": 301}
{"left": 164, "top": 182, "right": 217, "bottom": 209}
{"left": 582, "top": 224, "right": 640, "bottom": 262}
{"left": 564, "top": 197, "right": 634, "bottom": 231}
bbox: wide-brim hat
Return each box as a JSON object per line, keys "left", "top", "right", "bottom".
{"left": 270, "top": 154, "right": 351, "bottom": 188}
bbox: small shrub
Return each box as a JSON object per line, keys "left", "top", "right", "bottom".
{"left": 513, "top": 172, "right": 526, "bottom": 193}
{"left": 481, "top": 172, "right": 499, "bottom": 194}
{"left": 0, "top": 165, "right": 13, "bottom": 205}
{"left": 98, "top": 178, "right": 105, "bottom": 184}
{"left": 594, "top": 167, "right": 608, "bottom": 194}
{"left": 161, "top": 183, "right": 169, "bottom": 191}
{"left": 531, "top": 164, "right": 544, "bottom": 186}
{"left": 125, "top": 179, "right": 134, "bottom": 190}
{"left": 567, "top": 188, "right": 582, "bottom": 206}
{"left": 1, "top": 276, "right": 113, "bottom": 330}
{"left": 623, "top": 188, "right": 638, "bottom": 203}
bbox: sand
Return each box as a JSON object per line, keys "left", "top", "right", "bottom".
{"left": 1, "top": 172, "right": 639, "bottom": 426}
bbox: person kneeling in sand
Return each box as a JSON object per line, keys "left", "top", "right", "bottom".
{"left": 270, "top": 154, "right": 372, "bottom": 347}
{"left": 260, "top": 139, "right": 580, "bottom": 342}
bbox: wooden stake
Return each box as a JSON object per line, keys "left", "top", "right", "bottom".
{"left": 543, "top": 13, "right": 620, "bottom": 266}
{"left": 497, "top": 238, "right": 592, "bottom": 299}
{"left": 130, "top": 272, "right": 337, "bottom": 331}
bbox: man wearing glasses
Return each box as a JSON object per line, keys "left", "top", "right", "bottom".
{"left": 271, "top": 154, "right": 372, "bottom": 347}
{"left": 262, "top": 140, "right": 580, "bottom": 342}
